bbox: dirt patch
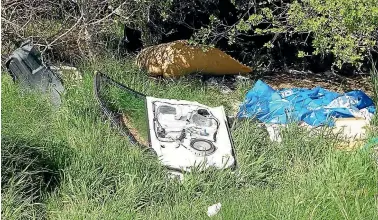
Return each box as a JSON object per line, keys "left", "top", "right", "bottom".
{"left": 257, "top": 70, "right": 374, "bottom": 96}
{"left": 121, "top": 114, "right": 149, "bottom": 146}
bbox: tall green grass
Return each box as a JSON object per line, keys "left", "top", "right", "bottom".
{"left": 2, "top": 57, "right": 378, "bottom": 219}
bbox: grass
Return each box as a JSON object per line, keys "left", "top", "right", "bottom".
{"left": 2, "top": 56, "right": 378, "bottom": 219}
{"left": 100, "top": 80, "right": 149, "bottom": 144}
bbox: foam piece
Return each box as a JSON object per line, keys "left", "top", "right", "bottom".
{"left": 136, "top": 40, "right": 252, "bottom": 78}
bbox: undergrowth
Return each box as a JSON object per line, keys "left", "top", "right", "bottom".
{"left": 2, "top": 57, "right": 378, "bottom": 219}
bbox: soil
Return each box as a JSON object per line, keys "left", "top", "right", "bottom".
{"left": 121, "top": 114, "right": 149, "bottom": 146}
{"left": 256, "top": 70, "right": 374, "bottom": 97}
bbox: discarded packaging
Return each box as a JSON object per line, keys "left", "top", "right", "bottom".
{"left": 265, "top": 124, "right": 283, "bottom": 143}
{"left": 266, "top": 119, "right": 370, "bottom": 148}
{"left": 207, "top": 203, "right": 222, "bottom": 217}
{"left": 136, "top": 40, "right": 252, "bottom": 78}
{"left": 333, "top": 118, "right": 370, "bottom": 139}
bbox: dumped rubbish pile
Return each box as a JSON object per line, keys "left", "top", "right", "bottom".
{"left": 5, "top": 41, "right": 376, "bottom": 176}
{"left": 237, "top": 80, "right": 376, "bottom": 147}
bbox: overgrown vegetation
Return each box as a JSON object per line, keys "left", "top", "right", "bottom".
{"left": 2, "top": 0, "right": 378, "bottom": 219}
{"left": 194, "top": 0, "right": 378, "bottom": 68}
{"left": 2, "top": 0, "right": 377, "bottom": 70}
{"left": 100, "top": 80, "right": 149, "bottom": 144}
{"left": 2, "top": 58, "right": 378, "bottom": 219}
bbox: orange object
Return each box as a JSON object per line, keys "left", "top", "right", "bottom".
{"left": 136, "top": 40, "right": 252, "bottom": 78}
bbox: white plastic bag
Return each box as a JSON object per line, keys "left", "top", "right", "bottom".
{"left": 207, "top": 203, "right": 222, "bottom": 217}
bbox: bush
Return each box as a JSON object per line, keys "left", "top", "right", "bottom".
{"left": 2, "top": 0, "right": 377, "bottom": 70}
{"left": 1, "top": 0, "right": 210, "bottom": 64}
{"left": 194, "top": 0, "right": 378, "bottom": 68}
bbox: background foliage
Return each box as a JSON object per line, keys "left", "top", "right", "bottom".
{"left": 2, "top": 0, "right": 377, "bottom": 71}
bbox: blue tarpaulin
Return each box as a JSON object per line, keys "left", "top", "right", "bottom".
{"left": 237, "top": 80, "right": 376, "bottom": 126}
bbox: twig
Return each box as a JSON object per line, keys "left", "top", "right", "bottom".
{"left": 42, "top": 15, "right": 83, "bottom": 53}
{"left": 87, "top": 1, "right": 128, "bottom": 26}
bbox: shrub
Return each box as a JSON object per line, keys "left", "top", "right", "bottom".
{"left": 194, "top": 0, "right": 378, "bottom": 68}
{"left": 2, "top": 0, "right": 377, "bottom": 70}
